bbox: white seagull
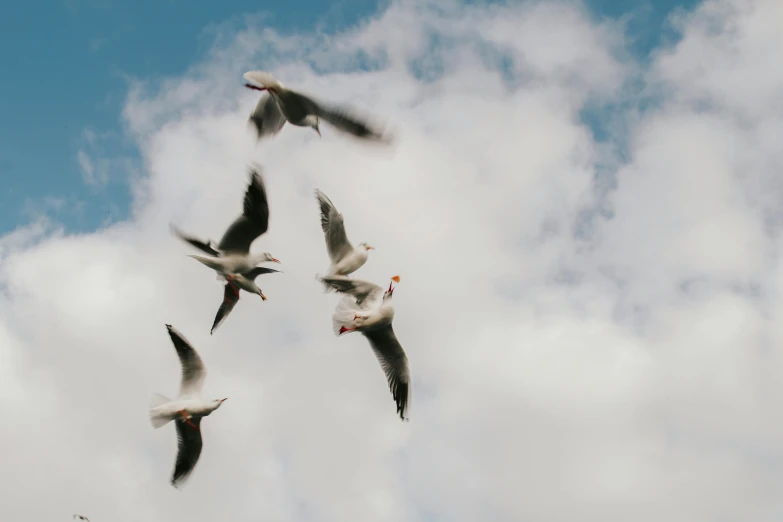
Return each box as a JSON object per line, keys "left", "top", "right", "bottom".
{"left": 210, "top": 267, "right": 281, "bottom": 335}
{"left": 243, "top": 70, "right": 393, "bottom": 143}
{"left": 318, "top": 274, "right": 411, "bottom": 421}
{"left": 149, "top": 324, "right": 228, "bottom": 489}
{"left": 73, "top": 516, "right": 90, "bottom": 521}
{"left": 171, "top": 164, "right": 280, "bottom": 277}
{"left": 315, "top": 189, "right": 374, "bottom": 282}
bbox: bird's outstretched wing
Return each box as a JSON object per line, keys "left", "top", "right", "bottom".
{"left": 249, "top": 94, "right": 287, "bottom": 140}
{"left": 363, "top": 324, "right": 411, "bottom": 421}
{"left": 318, "top": 275, "right": 383, "bottom": 306}
{"left": 170, "top": 224, "right": 220, "bottom": 257}
{"left": 210, "top": 283, "right": 240, "bottom": 335}
{"left": 165, "top": 324, "right": 206, "bottom": 398}
{"left": 288, "top": 91, "right": 390, "bottom": 143}
{"left": 315, "top": 189, "right": 353, "bottom": 263}
{"left": 243, "top": 266, "right": 281, "bottom": 280}
{"left": 171, "top": 416, "right": 203, "bottom": 489}
{"left": 217, "top": 166, "right": 270, "bottom": 253}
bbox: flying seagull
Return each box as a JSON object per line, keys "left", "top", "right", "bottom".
{"left": 73, "top": 516, "right": 90, "bottom": 521}
{"left": 149, "top": 324, "right": 228, "bottom": 488}
{"left": 171, "top": 164, "right": 280, "bottom": 277}
{"left": 210, "top": 267, "right": 281, "bottom": 335}
{"left": 243, "top": 70, "right": 393, "bottom": 143}
{"left": 315, "top": 189, "right": 374, "bottom": 283}
{"left": 318, "top": 274, "right": 410, "bottom": 421}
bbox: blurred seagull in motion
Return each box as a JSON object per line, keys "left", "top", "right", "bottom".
{"left": 149, "top": 325, "right": 228, "bottom": 489}
{"left": 318, "top": 274, "right": 410, "bottom": 421}
{"left": 243, "top": 70, "right": 393, "bottom": 143}
{"left": 171, "top": 164, "right": 280, "bottom": 277}
{"left": 171, "top": 165, "right": 280, "bottom": 275}
{"left": 315, "top": 189, "right": 374, "bottom": 283}
{"left": 73, "top": 516, "right": 90, "bottom": 521}
{"left": 210, "top": 267, "right": 281, "bottom": 335}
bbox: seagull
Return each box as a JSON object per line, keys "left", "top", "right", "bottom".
{"left": 73, "top": 516, "right": 90, "bottom": 521}
{"left": 243, "top": 70, "right": 392, "bottom": 143}
{"left": 210, "top": 267, "right": 281, "bottom": 335}
{"left": 171, "top": 164, "right": 280, "bottom": 277}
{"left": 149, "top": 324, "right": 228, "bottom": 489}
{"left": 318, "top": 274, "right": 410, "bottom": 421}
{"left": 315, "top": 189, "right": 374, "bottom": 284}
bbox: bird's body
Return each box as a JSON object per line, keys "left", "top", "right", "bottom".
{"left": 319, "top": 274, "right": 411, "bottom": 421}
{"left": 188, "top": 252, "right": 275, "bottom": 277}
{"left": 315, "top": 189, "right": 373, "bottom": 285}
{"left": 149, "top": 395, "right": 222, "bottom": 426}
{"left": 332, "top": 247, "right": 370, "bottom": 277}
{"left": 210, "top": 266, "right": 280, "bottom": 335}
{"left": 172, "top": 164, "right": 280, "bottom": 279}
{"left": 244, "top": 70, "right": 392, "bottom": 143}
{"left": 149, "top": 325, "right": 227, "bottom": 488}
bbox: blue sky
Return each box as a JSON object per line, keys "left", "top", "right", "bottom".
{"left": 0, "top": 0, "right": 697, "bottom": 236}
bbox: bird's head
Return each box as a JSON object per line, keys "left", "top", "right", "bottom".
{"left": 359, "top": 242, "right": 375, "bottom": 251}
{"left": 212, "top": 398, "right": 228, "bottom": 409}
{"left": 384, "top": 275, "right": 400, "bottom": 299}
{"left": 257, "top": 252, "right": 280, "bottom": 264}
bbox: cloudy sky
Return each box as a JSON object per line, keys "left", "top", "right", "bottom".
{"left": 2, "top": 0, "right": 783, "bottom": 520}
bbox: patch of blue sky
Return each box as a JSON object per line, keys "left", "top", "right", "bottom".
{"left": 0, "top": 0, "right": 700, "bottom": 236}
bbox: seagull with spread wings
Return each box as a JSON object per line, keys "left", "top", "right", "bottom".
{"left": 243, "top": 70, "right": 393, "bottom": 143}
{"left": 171, "top": 164, "right": 280, "bottom": 276}
{"left": 149, "top": 325, "right": 228, "bottom": 489}
{"left": 210, "top": 266, "right": 281, "bottom": 335}
{"left": 318, "top": 274, "right": 411, "bottom": 421}
{"left": 315, "top": 189, "right": 374, "bottom": 282}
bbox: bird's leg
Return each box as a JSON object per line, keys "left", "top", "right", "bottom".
{"left": 178, "top": 410, "right": 199, "bottom": 431}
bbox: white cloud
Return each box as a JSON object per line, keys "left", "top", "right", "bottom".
{"left": 3, "top": 0, "right": 783, "bottom": 520}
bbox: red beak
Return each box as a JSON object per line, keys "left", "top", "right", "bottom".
{"left": 220, "top": 398, "right": 228, "bottom": 403}
{"left": 244, "top": 83, "right": 267, "bottom": 92}
{"left": 271, "top": 258, "right": 280, "bottom": 263}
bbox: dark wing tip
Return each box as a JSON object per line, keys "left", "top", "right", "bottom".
{"left": 165, "top": 324, "right": 173, "bottom": 330}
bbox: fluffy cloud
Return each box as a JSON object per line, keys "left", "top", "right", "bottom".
{"left": 2, "top": 0, "right": 782, "bottom": 520}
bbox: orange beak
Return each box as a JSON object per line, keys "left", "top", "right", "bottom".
{"left": 271, "top": 258, "right": 280, "bottom": 263}
{"left": 259, "top": 291, "right": 267, "bottom": 301}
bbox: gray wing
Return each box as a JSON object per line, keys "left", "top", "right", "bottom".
{"left": 210, "top": 284, "right": 240, "bottom": 335}
{"left": 285, "top": 91, "right": 389, "bottom": 142}
{"left": 165, "top": 324, "right": 206, "bottom": 398}
{"left": 363, "top": 324, "right": 411, "bottom": 421}
{"left": 170, "top": 224, "right": 220, "bottom": 257}
{"left": 318, "top": 275, "right": 382, "bottom": 306}
{"left": 244, "top": 266, "right": 281, "bottom": 280}
{"left": 217, "top": 166, "right": 270, "bottom": 253}
{"left": 171, "top": 417, "right": 203, "bottom": 489}
{"left": 315, "top": 189, "right": 353, "bottom": 263}
{"left": 249, "top": 94, "right": 286, "bottom": 140}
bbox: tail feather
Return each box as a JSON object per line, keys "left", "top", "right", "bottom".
{"left": 149, "top": 393, "right": 172, "bottom": 429}
{"left": 332, "top": 295, "right": 362, "bottom": 336}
